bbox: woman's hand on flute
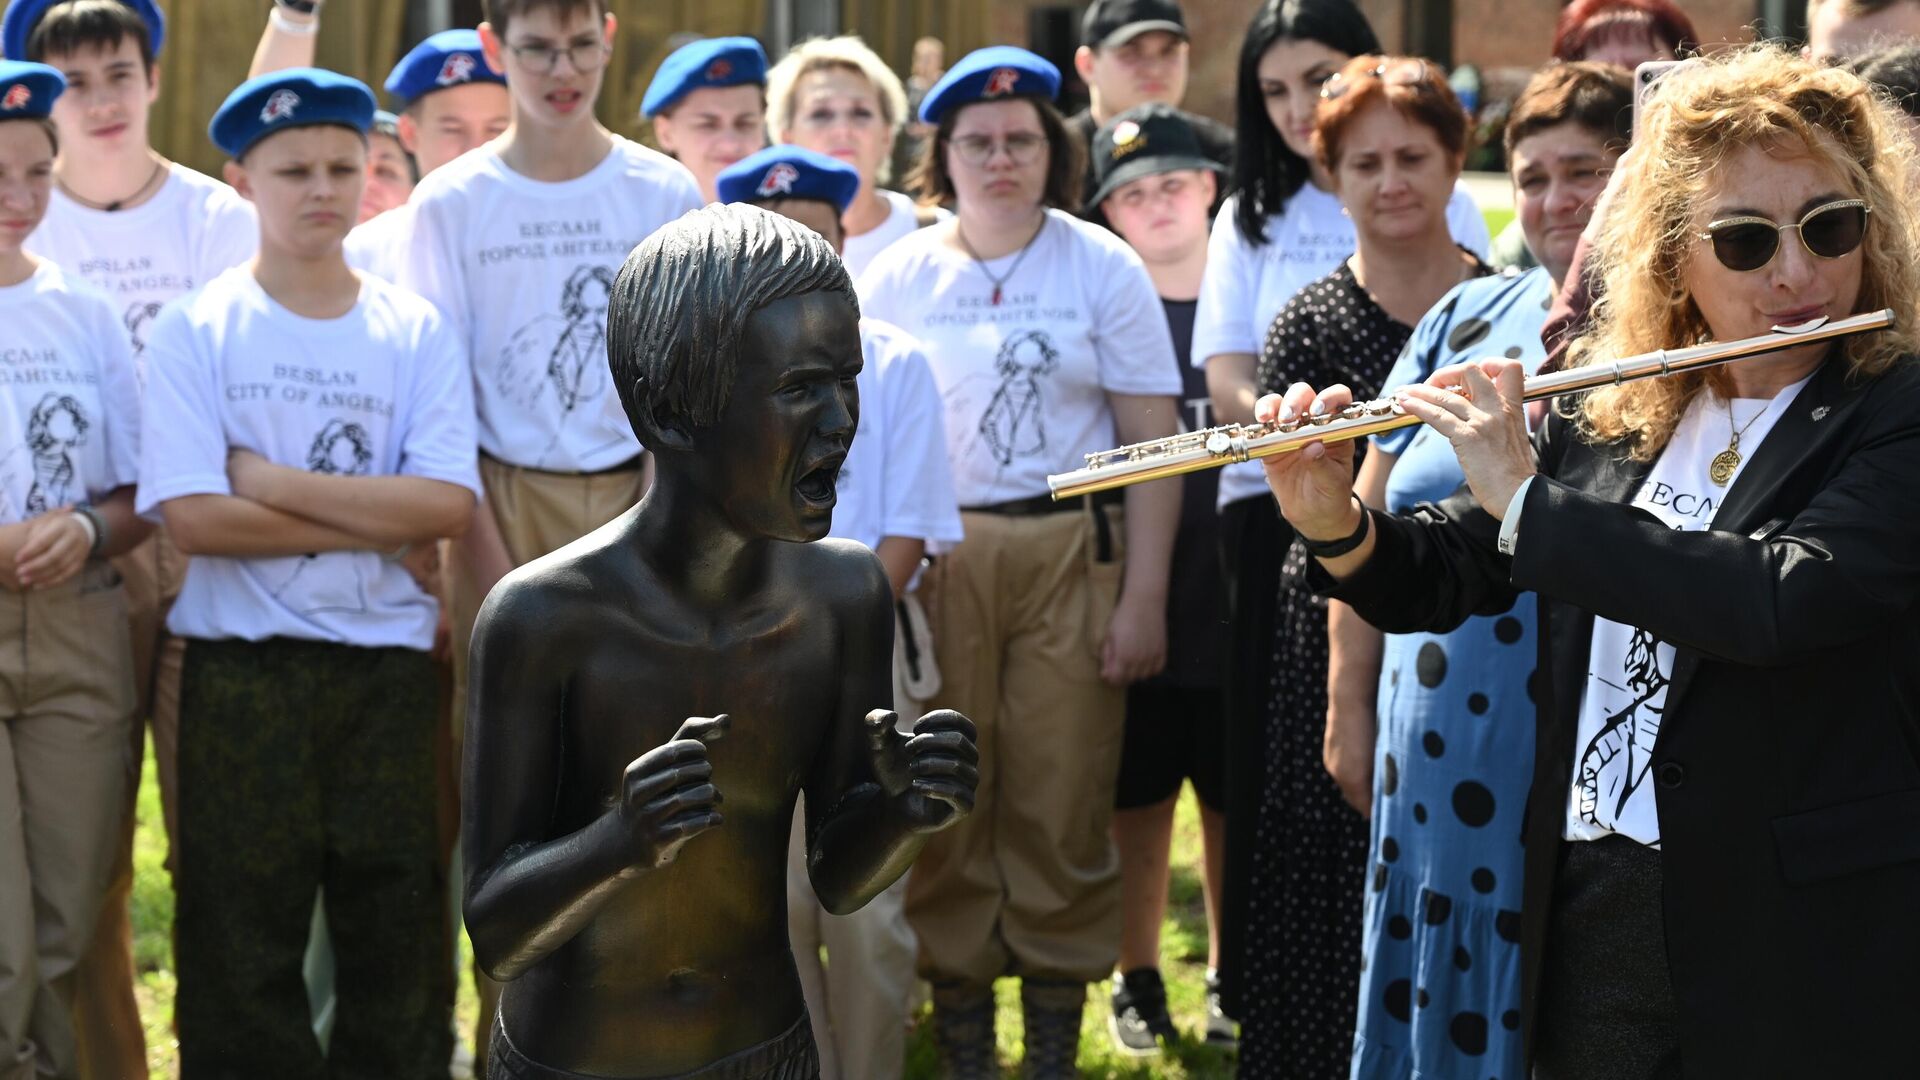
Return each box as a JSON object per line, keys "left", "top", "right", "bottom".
{"left": 1256, "top": 382, "right": 1364, "bottom": 540}
{"left": 1395, "top": 359, "right": 1538, "bottom": 520}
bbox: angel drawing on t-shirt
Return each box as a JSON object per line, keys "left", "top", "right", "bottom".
{"left": 24, "top": 392, "right": 88, "bottom": 514}
{"left": 124, "top": 300, "right": 164, "bottom": 356}
{"left": 1577, "top": 627, "right": 1668, "bottom": 833}
{"left": 497, "top": 263, "right": 612, "bottom": 416}
{"left": 246, "top": 419, "right": 376, "bottom": 616}
{"left": 979, "top": 329, "right": 1059, "bottom": 466}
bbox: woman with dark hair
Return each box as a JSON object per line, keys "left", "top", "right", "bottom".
{"left": 1331, "top": 62, "right": 1632, "bottom": 1080}
{"left": 1194, "top": 0, "right": 1488, "bottom": 1048}
{"left": 1237, "top": 52, "right": 1491, "bottom": 1077}
{"left": 859, "top": 46, "right": 1182, "bottom": 1080}
{"left": 1551, "top": 0, "right": 1697, "bottom": 67}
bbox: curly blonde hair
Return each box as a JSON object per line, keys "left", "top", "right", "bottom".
{"left": 1569, "top": 45, "right": 1920, "bottom": 458}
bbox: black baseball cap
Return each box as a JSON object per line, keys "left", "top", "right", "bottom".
{"left": 1081, "top": 0, "right": 1188, "bottom": 50}
{"left": 1088, "top": 102, "right": 1225, "bottom": 207}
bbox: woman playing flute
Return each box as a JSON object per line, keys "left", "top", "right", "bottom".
{"left": 1259, "top": 47, "right": 1920, "bottom": 1078}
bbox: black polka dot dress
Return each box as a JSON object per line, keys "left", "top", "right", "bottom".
{"left": 1241, "top": 255, "right": 1490, "bottom": 1078}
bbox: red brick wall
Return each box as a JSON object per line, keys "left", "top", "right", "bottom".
{"left": 1113, "top": 0, "right": 1766, "bottom": 129}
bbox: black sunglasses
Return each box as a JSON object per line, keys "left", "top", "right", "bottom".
{"left": 1697, "top": 199, "right": 1871, "bottom": 273}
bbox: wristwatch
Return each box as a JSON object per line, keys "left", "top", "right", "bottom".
{"left": 72, "top": 504, "right": 107, "bottom": 556}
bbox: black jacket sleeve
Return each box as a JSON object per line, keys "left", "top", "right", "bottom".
{"left": 1510, "top": 376, "right": 1920, "bottom": 666}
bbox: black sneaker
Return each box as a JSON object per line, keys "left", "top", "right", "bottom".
{"left": 1107, "top": 968, "right": 1174, "bottom": 1056}
{"left": 1204, "top": 969, "right": 1238, "bottom": 1051}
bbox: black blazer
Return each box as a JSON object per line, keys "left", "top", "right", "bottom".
{"left": 1318, "top": 354, "right": 1920, "bottom": 1075}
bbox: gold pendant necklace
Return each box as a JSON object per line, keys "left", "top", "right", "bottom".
{"left": 1709, "top": 398, "right": 1767, "bottom": 486}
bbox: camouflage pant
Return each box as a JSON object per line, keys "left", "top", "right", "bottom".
{"left": 174, "top": 637, "right": 451, "bottom": 1080}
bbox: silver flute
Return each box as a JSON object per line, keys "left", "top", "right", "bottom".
{"left": 1047, "top": 309, "right": 1896, "bottom": 500}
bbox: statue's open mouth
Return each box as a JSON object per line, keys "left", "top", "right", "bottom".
{"left": 795, "top": 454, "right": 843, "bottom": 504}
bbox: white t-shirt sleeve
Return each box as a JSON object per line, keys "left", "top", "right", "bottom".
{"left": 1445, "top": 183, "right": 1491, "bottom": 261}
{"left": 1192, "top": 196, "right": 1258, "bottom": 367}
{"left": 93, "top": 293, "right": 142, "bottom": 491}
{"left": 877, "top": 332, "right": 963, "bottom": 546}
{"left": 136, "top": 303, "right": 231, "bottom": 514}
{"left": 398, "top": 191, "right": 471, "bottom": 356}
{"left": 1091, "top": 238, "right": 1182, "bottom": 396}
{"left": 397, "top": 307, "right": 483, "bottom": 499}
{"left": 196, "top": 185, "right": 260, "bottom": 283}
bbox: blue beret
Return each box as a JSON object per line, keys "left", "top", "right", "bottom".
{"left": 716, "top": 145, "right": 859, "bottom": 214}
{"left": 383, "top": 29, "right": 504, "bottom": 107}
{"left": 2, "top": 0, "right": 164, "bottom": 62}
{"left": 641, "top": 36, "right": 767, "bottom": 119}
{"left": 918, "top": 46, "right": 1060, "bottom": 125}
{"left": 209, "top": 68, "right": 375, "bottom": 160}
{"left": 0, "top": 59, "right": 60, "bottom": 118}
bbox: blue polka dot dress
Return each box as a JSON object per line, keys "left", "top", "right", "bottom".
{"left": 1350, "top": 268, "right": 1554, "bottom": 1080}
{"left": 1245, "top": 253, "right": 1490, "bottom": 1078}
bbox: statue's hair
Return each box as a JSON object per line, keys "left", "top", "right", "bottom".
{"left": 608, "top": 203, "right": 858, "bottom": 434}
{"left": 1567, "top": 45, "right": 1920, "bottom": 459}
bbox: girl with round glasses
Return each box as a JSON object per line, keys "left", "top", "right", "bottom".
{"left": 1258, "top": 47, "right": 1920, "bottom": 1077}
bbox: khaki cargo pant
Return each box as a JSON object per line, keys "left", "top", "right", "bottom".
{"left": 786, "top": 664, "right": 926, "bottom": 1080}
{"left": 446, "top": 453, "right": 647, "bottom": 1069}
{"left": 904, "top": 504, "right": 1127, "bottom": 986}
{"left": 0, "top": 562, "right": 137, "bottom": 1080}
{"left": 73, "top": 531, "right": 185, "bottom": 1080}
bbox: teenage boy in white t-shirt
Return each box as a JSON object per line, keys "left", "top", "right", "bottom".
{"left": 249, "top": 4, "right": 513, "bottom": 281}
{"left": 717, "top": 144, "right": 964, "bottom": 1080}
{"left": 3, "top": 2, "right": 257, "bottom": 1071}
{"left": 138, "top": 68, "right": 480, "bottom": 1078}
{"left": 399, "top": 0, "right": 700, "bottom": 1057}
{"left": 642, "top": 35, "right": 769, "bottom": 204}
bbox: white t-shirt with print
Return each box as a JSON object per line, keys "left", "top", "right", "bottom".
{"left": 0, "top": 262, "right": 140, "bottom": 524}
{"left": 401, "top": 137, "right": 702, "bottom": 472}
{"left": 857, "top": 210, "right": 1181, "bottom": 507}
{"left": 1193, "top": 184, "right": 1490, "bottom": 509}
{"left": 831, "top": 318, "right": 964, "bottom": 553}
{"left": 841, "top": 190, "right": 949, "bottom": 281}
{"left": 1565, "top": 378, "right": 1810, "bottom": 847}
{"left": 137, "top": 268, "right": 482, "bottom": 651}
{"left": 28, "top": 163, "right": 258, "bottom": 365}
{"left": 344, "top": 202, "right": 411, "bottom": 282}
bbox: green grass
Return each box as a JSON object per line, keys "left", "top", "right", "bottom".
{"left": 1483, "top": 207, "right": 1515, "bottom": 243}
{"left": 129, "top": 740, "right": 1230, "bottom": 1078}
{"left": 900, "top": 790, "right": 1234, "bottom": 1079}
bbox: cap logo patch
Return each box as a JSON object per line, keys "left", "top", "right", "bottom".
{"left": 984, "top": 68, "right": 1021, "bottom": 97}
{"left": 1, "top": 84, "right": 29, "bottom": 111}
{"left": 707, "top": 58, "right": 733, "bottom": 82}
{"left": 436, "top": 53, "right": 477, "bottom": 86}
{"left": 261, "top": 89, "right": 300, "bottom": 123}
{"left": 756, "top": 162, "right": 799, "bottom": 197}
{"left": 1111, "top": 119, "right": 1147, "bottom": 160}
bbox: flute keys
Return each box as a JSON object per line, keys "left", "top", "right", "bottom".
{"left": 1206, "top": 430, "right": 1232, "bottom": 455}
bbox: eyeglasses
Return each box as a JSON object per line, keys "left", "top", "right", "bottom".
{"left": 1319, "top": 58, "right": 1435, "bottom": 100}
{"left": 949, "top": 132, "right": 1049, "bottom": 167}
{"left": 1697, "top": 199, "right": 1871, "bottom": 273}
{"left": 507, "top": 38, "right": 610, "bottom": 76}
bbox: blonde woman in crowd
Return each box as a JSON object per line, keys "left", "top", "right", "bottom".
{"left": 1264, "top": 47, "right": 1920, "bottom": 1077}
{"left": 767, "top": 34, "right": 945, "bottom": 278}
